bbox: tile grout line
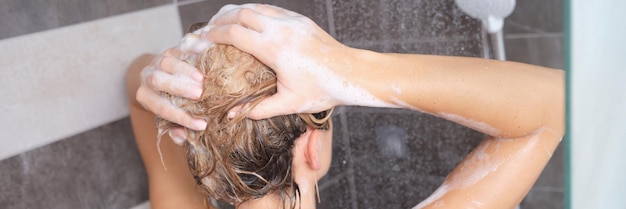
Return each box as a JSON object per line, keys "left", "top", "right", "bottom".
{"left": 325, "top": 0, "right": 336, "bottom": 37}
{"left": 177, "top": 0, "right": 208, "bottom": 7}
{"left": 338, "top": 111, "right": 359, "bottom": 209}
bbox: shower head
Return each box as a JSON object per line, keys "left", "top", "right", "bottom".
{"left": 455, "top": 0, "right": 516, "bottom": 33}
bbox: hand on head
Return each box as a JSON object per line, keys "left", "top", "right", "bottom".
{"left": 205, "top": 3, "right": 352, "bottom": 119}
{"left": 136, "top": 47, "right": 207, "bottom": 140}
{"left": 137, "top": 4, "right": 355, "bottom": 138}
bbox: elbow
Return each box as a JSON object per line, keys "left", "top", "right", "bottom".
{"left": 503, "top": 69, "right": 565, "bottom": 139}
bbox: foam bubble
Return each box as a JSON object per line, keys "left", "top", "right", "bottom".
{"left": 437, "top": 112, "right": 501, "bottom": 136}
{"left": 413, "top": 183, "right": 449, "bottom": 209}
{"left": 449, "top": 140, "right": 504, "bottom": 188}
{"left": 178, "top": 25, "right": 215, "bottom": 54}
{"left": 391, "top": 84, "right": 402, "bottom": 95}
{"left": 266, "top": 29, "right": 395, "bottom": 109}
{"left": 390, "top": 96, "right": 421, "bottom": 111}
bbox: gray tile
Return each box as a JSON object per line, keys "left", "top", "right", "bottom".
{"left": 345, "top": 107, "right": 484, "bottom": 208}
{"left": 0, "top": 157, "right": 26, "bottom": 208}
{"left": 521, "top": 186, "right": 564, "bottom": 209}
{"left": 331, "top": 0, "right": 481, "bottom": 44}
{"left": 0, "top": 118, "right": 148, "bottom": 209}
{"left": 503, "top": 0, "right": 564, "bottom": 34}
{"left": 316, "top": 112, "right": 353, "bottom": 209}
{"left": 177, "top": 0, "right": 222, "bottom": 32}
{"left": 505, "top": 36, "right": 564, "bottom": 69}
{"left": 317, "top": 174, "right": 353, "bottom": 209}
{"left": 0, "top": 0, "right": 170, "bottom": 40}
{"left": 534, "top": 143, "right": 565, "bottom": 188}
{"left": 349, "top": 38, "right": 482, "bottom": 57}
{"left": 519, "top": 143, "right": 564, "bottom": 208}
{"left": 178, "top": 0, "right": 329, "bottom": 34}
{"left": 323, "top": 113, "right": 350, "bottom": 181}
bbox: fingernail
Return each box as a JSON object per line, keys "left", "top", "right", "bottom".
{"left": 168, "top": 131, "right": 186, "bottom": 146}
{"left": 193, "top": 119, "right": 207, "bottom": 130}
{"left": 200, "top": 31, "right": 209, "bottom": 39}
{"left": 193, "top": 40, "right": 214, "bottom": 54}
{"left": 190, "top": 86, "right": 203, "bottom": 99}
{"left": 171, "top": 135, "right": 186, "bottom": 146}
{"left": 192, "top": 72, "right": 204, "bottom": 82}
{"left": 227, "top": 111, "right": 236, "bottom": 119}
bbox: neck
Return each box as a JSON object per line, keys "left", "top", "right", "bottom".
{"left": 237, "top": 178, "right": 318, "bottom": 209}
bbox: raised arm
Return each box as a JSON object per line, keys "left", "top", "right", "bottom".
{"left": 334, "top": 49, "right": 564, "bottom": 208}
{"left": 205, "top": 4, "right": 563, "bottom": 138}
{"left": 204, "top": 4, "right": 564, "bottom": 209}
{"left": 348, "top": 51, "right": 564, "bottom": 138}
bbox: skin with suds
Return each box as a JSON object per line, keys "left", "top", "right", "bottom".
{"left": 136, "top": 4, "right": 564, "bottom": 209}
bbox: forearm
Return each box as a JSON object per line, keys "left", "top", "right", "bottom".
{"left": 347, "top": 49, "right": 564, "bottom": 138}
{"left": 416, "top": 128, "right": 562, "bottom": 209}
{"left": 340, "top": 50, "right": 566, "bottom": 208}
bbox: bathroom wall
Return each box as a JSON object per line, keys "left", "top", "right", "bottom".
{"left": 0, "top": 0, "right": 564, "bottom": 208}
{"left": 0, "top": 0, "right": 182, "bottom": 208}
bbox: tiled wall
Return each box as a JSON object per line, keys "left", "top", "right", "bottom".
{"left": 0, "top": 119, "right": 148, "bottom": 208}
{"left": 504, "top": 0, "right": 564, "bottom": 69}
{"left": 0, "top": 0, "right": 183, "bottom": 208}
{"left": 0, "top": 5, "right": 182, "bottom": 161}
{"left": 0, "top": 0, "right": 564, "bottom": 208}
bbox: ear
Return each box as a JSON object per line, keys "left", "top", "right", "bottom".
{"left": 304, "top": 127, "right": 322, "bottom": 170}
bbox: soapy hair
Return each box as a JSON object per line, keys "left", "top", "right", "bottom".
{"left": 156, "top": 23, "right": 332, "bottom": 208}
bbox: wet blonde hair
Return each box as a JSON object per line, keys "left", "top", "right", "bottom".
{"left": 157, "top": 23, "right": 332, "bottom": 207}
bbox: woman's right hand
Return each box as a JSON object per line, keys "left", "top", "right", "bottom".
{"left": 205, "top": 4, "right": 391, "bottom": 119}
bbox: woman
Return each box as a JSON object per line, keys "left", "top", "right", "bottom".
{"left": 128, "top": 22, "right": 334, "bottom": 209}
{"left": 131, "top": 4, "right": 564, "bottom": 209}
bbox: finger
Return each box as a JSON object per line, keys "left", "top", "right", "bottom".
{"left": 243, "top": 94, "right": 298, "bottom": 120}
{"left": 209, "top": 3, "right": 258, "bottom": 25}
{"left": 210, "top": 7, "right": 269, "bottom": 32}
{"left": 161, "top": 47, "right": 182, "bottom": 57}
{"left": 158, "top": 56, "right": 204, "bottom": 82}
{"left": 168, "top": 127, "right": 187, "bottom": 146}
{"left": 205, "top": 24, "right": 262, "bottom": 55}
{"left": 145, "top": 70, "right": 203, "bottom": 99}
{"left": 260, "top": 4, "right": 303, "bottom": 17}
{"left": 225, "top": 102, "right": 254, "bottom": 119}
{"left": 137, "top": 85, "right": 207, "bottom": 131}
{"left": 227, "top": 105, "right": 242, "bottom": 119}
{"left": 179, "top": 32, "right": 215, "bottom": 54}
{"left": 140, "top": 65, "right": 157, "bottom": 85}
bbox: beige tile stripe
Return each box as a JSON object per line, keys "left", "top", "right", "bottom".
{"left": 0, "top": 5, "right": 183, "bottom": 161}
{"left": 129, "top": 201, "right": 151, "bottom": 209}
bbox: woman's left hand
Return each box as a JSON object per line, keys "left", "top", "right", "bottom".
{"left": 136, "top": 48, "right": 208, "bottom": 131}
